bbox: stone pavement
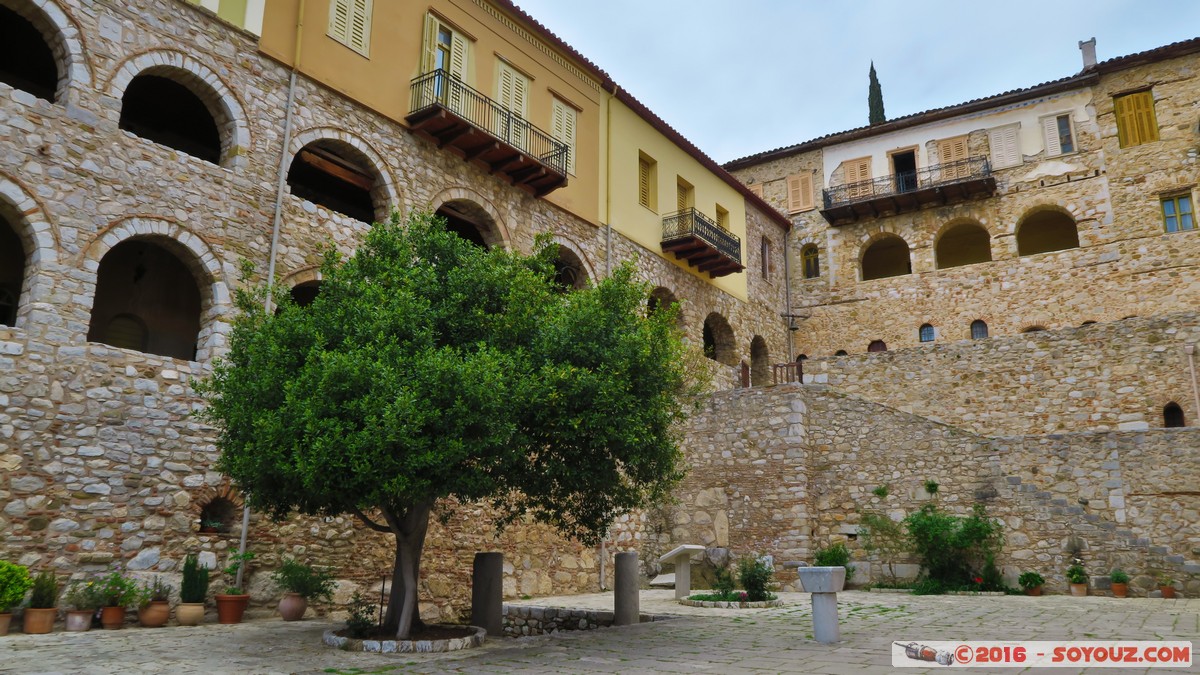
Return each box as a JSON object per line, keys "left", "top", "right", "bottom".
{"left": 0, "top": 591, "right": 1196, "bottom": 674}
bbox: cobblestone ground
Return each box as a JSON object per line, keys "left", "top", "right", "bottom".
{"left": 0, "top": 591, "right": 1196, "bottom": 674}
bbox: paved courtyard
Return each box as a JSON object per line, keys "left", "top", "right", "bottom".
{"left": 0, "top": 591, "right": 1196, "bottom": 674}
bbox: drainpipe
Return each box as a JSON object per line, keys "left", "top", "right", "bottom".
{"left": 604, "top": 85, "right": 618, "bottom": 278}
{"left": 783, "top": 236, "right": 794, "bottom": 361}
{"left": 1186, "top": 345, "right": 1200, "bottom": 425}
{"left": 235, "top": 0, "right": 306, "bottom": 589}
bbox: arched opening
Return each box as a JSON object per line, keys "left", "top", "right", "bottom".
{"left": 867, "top": 340, "right": 887, "bottom": 352}
{"left": 287, "top": 140, "right": 383, "bottom": 223}
{"left": 861, "top": 235, "right": 912, "bottom": 281}
{"left": 0, "top": 4, "right": 59, "bottom": 102}
{"left": 971, "top": 319, "right": 989, "bottom": 339}
{"left": 1022, "top": 326, "right": 1047, "bottom": 333}
{"left": 0, "top": 211, "right": 25, "bottom": 326}
{"left": 702, "top": 312, "right": 736, "bottom": 365}
{"left": 834, "top": 349, "right": 848, "bottom": 356}
{"left": 648, "top": 286, "right": 684, "bottom": 327}
{"left": 750, "top": 335, "right": 770, "bottom": 387}
{"left": 935, "top": 222, "right": 992, "bottom": 269}
{"left": 919, "top": 324, "right": 935, "bottom": 343}
{"left": 553, "top": 245, "right": 588, "bottom": 292}
{"left": 1080, "top": 320, "right": 1097, "bottom": 326}
{"left": 120, "top": 73, "right": 222, "bottom": 164}
{"left": 435, "top": 200, "right": 503, "bottom": 249}
{"left": 801, "top": 244, "right": 820, "bottom": 279}
{"left": 291, "top": 281, "right": 321, "bottom": 308}
{"left": 796, "top": 354, "right": 808, "bottom": 362}
{"left": 1016, "top": 209, "right": 1080, "bottom": 256}
{"left": 1164, "top": 402, "right": 1185, "bottom": 428}
{"left": 199, "top": 497, "right": 237, "bottom": 534}
{"left": 87, "top": 239, "right": 203, "bottom": 360}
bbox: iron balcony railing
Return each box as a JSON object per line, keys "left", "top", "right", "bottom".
{"left": 662, "top": 208, "right": 742, "bottom": 264}
{"left": 822, "top": 156, "right": 992, "bottom": 209}
{"left": 409, "top": 69, "right": 569, "bottom": 176}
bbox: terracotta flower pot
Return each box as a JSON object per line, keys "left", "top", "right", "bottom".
{"left": 1025, "top": 586, "right": 1043, "bottom": 597}
{"left": 65, "top": 610, "right": 94, "bottom": 632}
{"left": 1069, "top": 583, "right": 1088, "bottom": 597}
{"left": 215, "top": 594, "right": 250, "bottom": 624}
{"left": 1161, "top": 585, "right": 1177, "bottom": 599}
{"left": 277, "top": 592, "right": 307, "bottom": 621}
{"left": 1111, "top": 582, "right": 1128, "bottom": 598}
{"left": 100, "top": 606, "right": 126, "bottom": 630}
{"left": 22, "top": 607, "right": 56, "bottom": 634}
{"left": 138, "top": 601, "right": 170, "bottom": 628}
{"left": 176, "top": 603, "right": 206, "bottom": 626}
{"left": 0, "top": 613, "right": 11, "bottom": 636}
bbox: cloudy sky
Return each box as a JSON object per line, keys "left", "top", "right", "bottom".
{"left": 512, "top": 0, "right": 1200, "bottom": 163}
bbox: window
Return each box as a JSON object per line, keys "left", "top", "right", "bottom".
{"left": 936, "top": 222, "right": 992, "bottom": 269}
{"left": 638, "top": 153, "right": 657, "bottom": 210}
{"left": 988, "top": 124, "right": 1021, "bottom": 169}
{"left": 1164, "top": 402, "right": 1186, "bottom": 428}
{"left": 759, "top": 236, "right": 770, "bottom": 279}
{"left": 676, "top": 178, "right": 694, "bottom": 212}
{"left": 422, "top": 14, "right": 468, "bottom": 80}
{"left": 1016, "top": 209, "right": 1079, "bottom": 256}
{"left": 120, "top": 74, "right": 222, "bottom": 164}
{"left": 786, "top": 173, "right": 814, "bottom": 213}
{"left": 834, "top": 350, "right": 848, "bottom": 356}
{"left": 716, "top": 204, "right": 729, "bottom": 230}
{"left": 748, "top": 183, "right": 763, "bottom": 199}
{"left": 919, "top": 324, "right": 935, "bottom": 343}
{"left": 496, "top": 62, "right": 530, "bottom": 150}
{"left": 843, "top": 157, "right": 872, "bottom": 198}
{"left": 867, "top": 340, "right": 887, "bottom": 353}
{"left": 938, "top": 135, "right": 969, "bottom": 179}
{"left": 802, "top": 244, "right": 820, "bottom": 279}
{"left": 971, "top": 320, "right": 989, "bottom": 340}
{"left": 861, "top": 235, "right": 912, "bottom": 280}
{"left": 328, "top": 0, "right": 372, "bottom": 56}
{"left": 1041, "top": 113, "right": 1075, "bottom": 156}
{"left": 0, "top": 4, "right": 59, "bottom": 102}
{"left": 1162, "top": 194, "right": 1194, "bottom": 233}
{"left": 550, "top": 98, "right": 577, "bottom": 175}
{"left": 1114, "top": 90, "right": 1158, "bottom": 148}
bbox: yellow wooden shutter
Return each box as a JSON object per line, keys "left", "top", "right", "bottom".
{"left": 328, "top": 0, "right": 350, "bottom": 44}
{"left": 939, "top": 136, "right": 968, "bottom": 179}
{"left": 347, "top": 0, "right": 371, "bottom": 55}
{"left": 787, "top": 173, "right": 815, "bottom": 212}
{"left": 638, "top": 157, "right": 651, "bottom": 208}
{"left": 421, "top": 14, "right": 438, "bottom": 73}
{"left": 1115, "top": 91, "right": 1158, "bottom": 147}
{"left": 748, "top": 183, "right": 763, "bottom": 199}
{"left": 845, "top": 157, "right": 871, "bottom": 198}
{"left": 551, "top": 98, "right": 576, "bottom": 174}
{"left": 677, "top": 181, "right": 692, "bottom": 212}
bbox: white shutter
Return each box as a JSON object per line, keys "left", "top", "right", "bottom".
{"left": 1042, "top": 116, "right": 1062, "bottom": 156}
{"left": 495, "top": 63, "right": 529, "bottom": 151}
{"left": 551, "top": 98, "right": 576, "bottom": 174}
{"left": 988, "top": 124, "right": 1021, "bottom": 169}
{"left": 348, "top": 0, "right": 371, "bottom": 55}
{"left": 448, "top": 31, "right": 468, "bottom": 80}
{"left": 421, "top": 14, "right": 438, "bottom": 73}
{"left": 328, "top": 0, "right": 350, "bottom": 43}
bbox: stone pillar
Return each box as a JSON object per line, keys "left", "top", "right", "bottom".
{"left": 674, "top": 556, "right": 691, "bottom": 600}
{"left": 613, "top": 551, "right": 639, "bottom": 626}
{"left": 795, "top": 566, "right": 845, "bottom": 644}
{"left": 471, "top": 552, "right": 504, "bottom": 637}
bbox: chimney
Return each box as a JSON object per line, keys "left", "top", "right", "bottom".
{"left": 1079, "top": 38, "right": 1097, "bottom": 70}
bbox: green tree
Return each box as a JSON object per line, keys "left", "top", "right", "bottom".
{"left": 868, "top": 62, "right": 886, "bottom": 125}
{"left": 199, "top": 211, "right": 694, "bottom": 638}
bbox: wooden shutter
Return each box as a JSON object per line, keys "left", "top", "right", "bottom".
{"left": 551, "top": 99, "right": 577, "bottom": 174}
{"left": 844, "top": 157, "right": 871, "bottom": 198}
{"left": 988, "top": 124, "right": 1020, "bottom": 169}
{"left": 748, "top": 183, "right": 763, "bottom": 199}
{"left": 939, "top": 136, "right": 969, "bottom": 179}
{"left": 787, "top": 173, "right": 814, "bottom": 212}
{"left": 448, "top": 31, "right": 468, "bottom": 80}
{"left": 677, "top": 181, "right": 692, "bottom": 212}
{"left": 496, "top": 63, "right": 528, "bottom": 150}
{"left": 1115, "top": 91, "right": 1159, "bottom": 147}
{"left": 638, "top": 157, "right": 652, "bottom": 208}
{"left": 421, "top": 14, "right": 439, "bottom": 73}
{"left": 328, "top": 0, "right": 350, "bottom": 44}
{"left": 1041, "top": 116, "right": 1063, "bottom": 156}
{"left": 347, "top": 0, "right": 371, "bottom": 55}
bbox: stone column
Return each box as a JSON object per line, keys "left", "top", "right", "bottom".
{"left": 795, "top": 565, "right": 845, "bottom": 644}
{"left": 471, "top": 551, "right": 504, "bottom": 637}
{"left": 613, "top": 551, "right": 639, "bottom": 626}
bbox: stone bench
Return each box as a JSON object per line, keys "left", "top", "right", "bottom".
{"left": 657, "top": 544, "right": 706, "bottom": 599}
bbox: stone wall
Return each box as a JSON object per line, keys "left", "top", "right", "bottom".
{"left": 502, "top": 603, "right": 670, "bottom": 637}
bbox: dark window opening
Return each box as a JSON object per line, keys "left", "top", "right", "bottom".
{"left": 919, "top": 324, "right": 935, "bottom": 343}
{"left": 1081, "top": 320, "right": 1097, "bottom": 327}
{"left": 971, "top": 320, "right": 989, "bottom": 340}
{"left": 891, "top": 150, "right": 917, "bottom": 193}
{"left": 1022, "top": 326, "right": 1047, "bottom": 333}
{"left": 802, "top": 244, "right": 820, "bottom": 279}
{"left": 702, "top": 313, "right": 736, "bottom": 365}
{"left": 291, "top": 281, "right": 321, "bottom": 308}
{"left": 750, "top": 336, "right": 770, "bottom": 387}
{"left": 936, "top": 223, "right": 992, "bottom": 269}
{"left": 120, "top": 74, "right": 221, "bottom": 164}
{"left": 834, "top": 349, "right": 848, "bottom": 356}
{"left": 861, "top": 236, "right": 912, "bottom": 281}
{"left": 867, "top": 340, "right": 887, "bottom": 352}
{"left": 199, "top": 497, "right": 237, "bottom": 534}
{"left": 796, "top": 354, "right": 808, "bottom": 362}
{"left": 0, "top": 214, "right": 25, "bottom": 326}
{"left": 287, "top": 143, "right": 377, "bottom": 223}
{"left": 435, "top": 203, "right": 496, "bottom": 249}
{"left": 0, "top": 5, "right": 58, "bottom": 102}
{"left": 1164, "top": 402, "right": 1185, "bottom": 428}
{"left": 553, "top": 246, "right": 587, "bottom": 292}
{"left": 1016, "top": 210, "right": 1079, "bottom": 256}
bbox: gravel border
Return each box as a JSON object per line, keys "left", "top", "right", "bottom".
{"left": 679, "top": 598, "right": 784, "bottom": 608}
{"left": 321, "top": 625, "right": 486, "bottom": 653}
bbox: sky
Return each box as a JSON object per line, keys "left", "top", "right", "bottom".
{"left": 511, "top": 0, "right": 1200, "bottom": 164}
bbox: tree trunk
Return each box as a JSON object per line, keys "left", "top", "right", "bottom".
{"left": 380, "top": 502, "right": 433, "bottom": 640}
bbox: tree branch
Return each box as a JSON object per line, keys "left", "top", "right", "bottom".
{"left": 349, "top": 505, "right": 391, "bottom": 533}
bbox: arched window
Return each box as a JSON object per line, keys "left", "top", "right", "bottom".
{"left": 867, "top": 340, "right": 887, "bottom": 352}
{"left": 435, "top": 200, "right": 503, "bottom": 249}
{"left": 0, "top": 4, "right": 59, "bottom": 102}
{"left": 702, "top": 312, "right": 736, "bottom": 365}
{"left": 1080, "top": 320, "right": 1097, "bottom": 326}
{"left": 288, "top": 140, "right": 383, "bottom": 223}
{"left": 1016, "top": 209, "right": 1080, "bottom": 256}
{"left": 750, "top": 336, "right": 770, "bottom": 387}
{"left": 935, "top": 222, "right": 992, "bottom": 269}
{"left": 861, "top": 235, "right": 912, "bottom": 281}
{"left": 1164, "top": 402, "right": 1185, "bottom": 428}
{"left": 199, "top": 497, "right": 237, "bottom": 534}
{"left": 971, "top": 320, "right": 989, "bottom": 340}
{"left": 802, "top": 244, "right": 820, "bottom": 279}
{"left": 919, "top": 324, "right": 935, "bottom": 343}
{"left": 834, "top": 350, "right": 848, "bottom": 356}
{"left": 120, "top": 73, "right": 222, "bottom": 164}
{"left": 0, "top": 213, "right": 25, "bottom": 326}
{"left": 796, "top": 354, "right": 808, "bottom": 362}
{"left": 87, "top": 239, "right": 203, "bottom": 360}
{"left": 553, "top": 245, "right": 588, "bottom": 292}
{"left": 290, "top": 281, "right": 321, "bottom": 308}
{"left": 1022, "top": 326, "right": 1047, "bottom": 333}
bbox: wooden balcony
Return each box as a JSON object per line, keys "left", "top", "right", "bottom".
{"left": 820, "top": 157, "right": 996, "bottom": 226}
{"left": 660, "top": 208, "right": 744, "bottom": 278}
{"left": 406, "top": 70, "right": 569, "bottom": 197}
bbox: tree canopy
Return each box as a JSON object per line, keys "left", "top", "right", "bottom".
{"left": 199, "top": 211, "right": 694, "bottom": 637}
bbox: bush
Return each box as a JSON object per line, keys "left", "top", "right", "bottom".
{"left": 859, "top": 512, "right": 907, "bottom": 583}
{"left": 66, "top": 580, "right": 106, "bottom": 611}
{"left": 911, "top": 577, "right": 947, "bottom": 595}
{"left": 711, "top": 564, "right": 736, "bottom": 597}
{"left": 1066, "top": 564, "right": 1087, "bottom": 584}
{"left": 980, "top": 554, "right": 1004, "bottom": 592}
{"left": 180, "top": 554, "right": 210, "bottom": 604}
{"left": 904, "top": 503, "right": 1002, "bottom": 587}
{"left": 0, "top": 561, "right": 33, "bottom": 613}
{"left": 1017, "top": 571, "right": 1045, "bottom": 589}
{"left": 272, "top": 559, "right": 335, "bottom": 601}
{"left": 813, "top": 541, "right": 855, "bottom": 583}
{"left": 346, "top": 590, "right": 376, "bottom": 638}
{"left": 1110, "top": 569, "right": 1130, "bottom": 584}
{"left": 28, "top": 571, "right": 58, "bottom": 609}
{"left": 99, "top": 571, "right": 140, "bottom": 608}
{"left": 736, "top": 557, "right": 776, "bottom": 602}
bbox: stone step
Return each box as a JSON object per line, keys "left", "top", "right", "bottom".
{"left": 649, "top": 573, "right": 675, "bottom": 588}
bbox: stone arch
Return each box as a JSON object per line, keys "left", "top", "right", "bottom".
{"left": 281, "top": 265, "right": 323, "bottom": 307}
{"left": 287, "top": 127, "right": 399, "bottom": 223}
{"left": 0, "top": 0, "right": 92, "bottom": 103}
{"left": 0, "top": 174, "right": 58, "bottom": 329}
{"left": 750, "top": 335, "right": 770, "bottom": 387}
{"left": 80, "top": 217, "right": 231, "bottom": 362}
{"left": 860, "top": 233, "right": 912, "bottom": 281}
{"left": 551, "top": 235, "right": 595, "bottom": 291}
{"left": 1015, "top": 205, "right": 1080, "bottom": 256}
{"left": 702, "top": 312, "right": 737, "bottom": 366}
{"left": 934, "top": 219, "right": 993, "bottom": 269}
{"left": 647, "top": 285, "right": 685, "bottom": 327}
{"left": 430, "top": 187, "right": 510, "bottom": 250}
{"left": 106, "top": 50, "right": 250, "bottom": 168}
{"left": 800, "top": 243, "right": 820, "bottom": 279}
{"left": 191, "top": 483, "right": 244, "bottom": 535}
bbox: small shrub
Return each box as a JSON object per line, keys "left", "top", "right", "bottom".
{"left": 904, "top": 503, "right": 1002, "bottom": 587}
{"left": 66, "top": 580, "right": 106, "bottom": 611}
{"left": 0, "top": 561, "right": 33, "bottom": 613}
{"left": 180, "top": 553, "right": 210, "bottom": 604}
{"left": 711, "top": 564, "right": 736, "bottom": 597}
{"left": 736, "top": 557, "right": 776, "bottom": 602}
{"left": 980, "top": 554, "right": 1004, "bottom": 592}
{"left": 99, "top": 571, "right": 140, "bottom": 608}
{"left": 871, "top": 484, "right": 889, "bottom": 498}
{"left": 813, "top": 542, "right": 855, "bottom": 583}
{"left": 1110, "top": 569, "right": 1130, "bottom": 584}
{"left": 346, "top": 590, "right": 376, "bottom": 638}
{"left": 1017, "top": 571, "right": 1045, "bottom": 589}
{"left": 28, "top": 571, "right": 58, "bottom": 609}
{"left": 911, "top": 577, "right": 947, "bottom": 595}
{"left": 223, "top": 551, "right": 255, "bottom": 594}
{"left": 272, "top": 559, "right": 335, "bottom": 602}
{"left": 1066, "top": 563, "right": 1087, "bottom": 584}
{"left": 923, "top": 480, "right": 940, "bottom": 496}
{"left": 138, "top": 576, "right": 172, "bottom": 606}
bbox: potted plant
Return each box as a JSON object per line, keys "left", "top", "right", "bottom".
{"left": 200, "top": 519, "right": 224, "bottom": 534}
{"left": 98, "top": 571, "right": 139, "bottom": 629}
{"left": 1157, "top": 572, "right": 1177, "bottom": 599}
{"left": 0, "top": 561, "right": 33, "bottom": 636}
{"left": 177, "top": 553, "right": 209, "bottom": 626}
{"left": 22, "top": 571, "right": 58, "bottom": 634}
{"left": 271, "top": 559, "right": 335, "bottom": 621}
{"left": 1066, "top": 562, "right": 1088, "bottom": 597}
{"left": 137, "top": 577, "right": 172, "bottom": 628}
{"left": 215, "top": 551, "right": 254, "bottom": 624}
{"left": 1018, "top": 571, "right": 1045, "bottom": 597}
{"left": 64, "top": 580, "right": 103, "bottom": 631}
{"left": 1110, "top": 569, "right": 1130, "bottom": 598}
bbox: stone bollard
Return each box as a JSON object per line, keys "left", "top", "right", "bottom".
{"left": 471, "top": 552, "right": 504, "bottom": 637}
{"left": 613, "top": 551, "right": 639, "bottom": 626}
{"left": 793, "top": 565, "right": 845, "bottom": 644}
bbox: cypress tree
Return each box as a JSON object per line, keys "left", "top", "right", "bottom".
{"left": 868, "top": 62, "right": 886, "bottom": 125}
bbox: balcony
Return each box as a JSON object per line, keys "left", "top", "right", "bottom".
{"left": 406, "top": 70, "right": 569, "bottom": 197}
{"left": 820, "top": 156, "right": 996, "bottom": 226}
{"left": 660, "top": 208, "right": 744, "bottom": 278}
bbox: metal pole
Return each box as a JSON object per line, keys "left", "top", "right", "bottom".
{"left": 1186, "top": 345, "right": 1200, "bottom": 425}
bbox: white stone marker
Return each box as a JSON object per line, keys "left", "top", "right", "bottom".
{"left": 793, "top": 565, "right": 846, "bottom": 644}
{"left": 657, "top": 544, "right": 706, "bottom": 599}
